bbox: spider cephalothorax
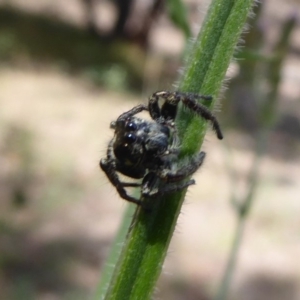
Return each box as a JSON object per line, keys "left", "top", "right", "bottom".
{"left": 100, "top": 91, "right": 223, "bottom": 206}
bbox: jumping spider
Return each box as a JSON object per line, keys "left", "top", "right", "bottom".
{"left": 100, "top": 91, "right": 223, "bottom": 206}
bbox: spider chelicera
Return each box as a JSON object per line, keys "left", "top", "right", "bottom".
{"left": 100, "top": 91, "right": 223, "bottom": 206}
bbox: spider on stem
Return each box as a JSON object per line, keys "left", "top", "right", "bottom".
{"left": 100, "top": 91, "right": 223, "bottom": 206}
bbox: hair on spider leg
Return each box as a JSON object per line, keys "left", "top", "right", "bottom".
{"left": 100, "top": 90, "right": 223, "bottom": 207}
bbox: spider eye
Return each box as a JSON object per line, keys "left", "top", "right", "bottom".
{"left": 126, "top": 122, "right": 137, "bottom": 131}
{"left": 124, "top": 133, "right": 137, "bottom": 144}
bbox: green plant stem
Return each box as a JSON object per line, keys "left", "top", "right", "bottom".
{"left": 99, "top": 1, "right": 255, "bottom": 299}
{"left": 216, "top": 216, "right": 246, "bottom": 300}
{"left": 216, "top": 129, "right": 267, "bottom": 300}
{"left": 216, "top": 13, "right": 296, "bottom": 300}
{"left": 261, "top": 13, "right": 297, "bottom": 126}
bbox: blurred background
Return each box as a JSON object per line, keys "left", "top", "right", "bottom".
{"left": 0, "top": 0, "right": 299, "bottom": 299}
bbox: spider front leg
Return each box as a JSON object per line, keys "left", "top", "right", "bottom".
{"left": 100, "top": 158, "right": 142, "bottom": 205}
{"left": 100, "top": 140, "right": 144, "bottom": 206}
{"left": 149, "top": 91, "right": 213, "bottom": 121}
{"left": 115, "top": 104, "right": 148, "bottom": 123}
{"left": 149, "top": 91, "right": 223, "bottom": 139}
{"left": 178, "top": 92, "right": 223, "bottom": 139}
